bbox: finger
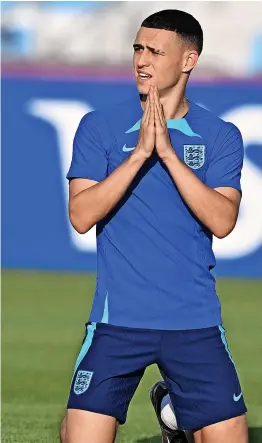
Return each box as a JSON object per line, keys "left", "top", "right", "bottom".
{"left": 153, "top": 90, "right": 164, "bottom": 128}
{"left": 145, "top": 87, "right": 154, "bottom": 126}
{"left": 141, "top": 93, "right": 150, "bottom": 124}
{"left": 143, "top": 90, "right": 151, "bottom": 125}
{"left": 153, "top": 87, "right": 162, "bottom": 122}
{"left": 160, "top": 103, "right": 166, "bottom": 126}
{"left": 154, "top": 87, "right": 165, "bottom": 125}
{"left": 156, "top": 87, "right": 166, "bottom": 125}
{"left": 154, "top": 99, "right": 162, "bottom": 129}
{"left": 148, "top": 89, "right": 155, "bottom": 127}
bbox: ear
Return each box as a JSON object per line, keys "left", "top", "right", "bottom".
{"left": 182, "top": 50, "right": 199, "bottom": 73}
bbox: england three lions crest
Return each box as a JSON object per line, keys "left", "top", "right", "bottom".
{"left": 184, "top": 145, "right": 205, "bottom": 170}
{"left": 74, "top": 370, "right": 94, "bottom": 395}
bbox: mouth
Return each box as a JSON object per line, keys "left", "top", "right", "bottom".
{"left": 137, "top": 72, "right": 152, "bottom": 82}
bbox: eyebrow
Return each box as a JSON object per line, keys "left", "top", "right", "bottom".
{"left": 133, "top": 43, "right": 165, "bottom": 55}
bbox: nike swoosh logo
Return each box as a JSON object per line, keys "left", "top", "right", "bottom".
{"left": 233, "top": 392, "right": 243, "bottom": 402}
{"left": 122, "top": 144, "right": 136, "bottom": 152}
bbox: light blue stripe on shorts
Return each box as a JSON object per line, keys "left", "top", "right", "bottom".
{"left": 218, "top": 325, "right": 236, "bottom": 367}
{"left": 73, "top": 322, "right": 97, "bottom": 377}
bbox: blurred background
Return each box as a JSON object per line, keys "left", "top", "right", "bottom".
{"left": 1, "top": 1, "right": 262, "bottom": 443}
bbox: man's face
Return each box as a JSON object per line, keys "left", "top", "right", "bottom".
{"left": 133, "top": 27, "right": 186, "bottom": 95}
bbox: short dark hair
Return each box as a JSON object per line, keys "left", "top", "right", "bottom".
{"left": 141, "top": 9, "right": 203, "bottom": 55}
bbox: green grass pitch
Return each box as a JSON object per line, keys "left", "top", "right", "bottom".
{"left": 2, "top": 270, "right": 262, "bottom": 442}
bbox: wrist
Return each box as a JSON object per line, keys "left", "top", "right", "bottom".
{"left": 132, "top": 146, "right": 152, "bottom": 162}
{"left": 129, "top": 149, "right": 149, "bottom": 165}
{"left": 160, "top": 147, "right": 178, "bottom": 164}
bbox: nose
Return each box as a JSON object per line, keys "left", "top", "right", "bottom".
{"left": 137, "top": 50, "right": 151, "bottom": 69}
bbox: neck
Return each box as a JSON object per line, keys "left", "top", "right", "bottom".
{"left": 140, "top": 79, "right": 189, "bottom": 120}
{"left": 160, "top": 86, "right": 189, "bottom": 120}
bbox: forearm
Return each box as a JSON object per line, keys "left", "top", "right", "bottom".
{"left": 70, "top": 151, "right": 146, "bottom": 233}
{"left": 162, "top": 151, "right": 238, "bottom": 238}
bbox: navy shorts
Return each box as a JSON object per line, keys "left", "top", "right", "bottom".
{"left": 67, "top": 322, "right": 246, "bottom": 430}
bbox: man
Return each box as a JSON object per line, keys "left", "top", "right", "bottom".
{"left": 62, "top": 9, "right": 248, "bottom": 443}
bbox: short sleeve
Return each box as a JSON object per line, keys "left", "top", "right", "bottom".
{"left": 205, "top": 123, "right": 244, "bottom": 192}
{"left": 67, "top": 111, "right": 108, "bottom": 182}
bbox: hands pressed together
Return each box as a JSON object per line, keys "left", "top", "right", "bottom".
{"left": 136, "top": 85, "right": 174, "bottom": 161}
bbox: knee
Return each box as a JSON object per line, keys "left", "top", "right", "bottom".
{"left": 60, "top": 416, "right": 67, "bottom": 443}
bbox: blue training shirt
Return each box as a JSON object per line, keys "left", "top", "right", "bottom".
{"left": 67, "top": 96, "right": 244, "bottom": 330}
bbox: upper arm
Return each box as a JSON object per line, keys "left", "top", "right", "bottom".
{"left": 214, "top": 186, "right": 241, "bottom": 211}
{"left": 67, "top": 111, "right": 108, "bottom": 183}
{"left": 69, "top": 178, "right": 98, "bottom": 200}
{"left": 205, "top": 123, "right": 244, "bottom": 192}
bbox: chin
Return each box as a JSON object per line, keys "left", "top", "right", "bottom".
{"left": 137, "top": 85, "right": 149, "bottom": 95}
{"left": 136, "top": 82, "right": 151, "bottom": 95}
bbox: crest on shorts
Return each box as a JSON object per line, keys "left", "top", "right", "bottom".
{"left": 74, "top": 370, "right": 94, "bottom": 395}
{"left": 184, "top": 145, "right": 205, "bottom": 169}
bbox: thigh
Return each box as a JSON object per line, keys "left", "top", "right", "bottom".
{"left": 159, "top": 326, "right": 247, "bottom": 431}
{"left": 193, "top": 414, "right": 248, "bottom": 443}
{"left": 65, "top": 410, "right": 117, "bottom": 443}
{"left": 67, "top": 322, "right": 157, "bottom": 425}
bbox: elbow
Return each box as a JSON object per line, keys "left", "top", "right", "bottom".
{"left": 69, "top": 208, "right": 92, "bottom": 234}
{"left": 215, "top": 230, "right": 230, "bottom": 240}
{"left": 73, "top": 223, "right": 90, "bottom": 235}
{"left": 70, "top": 218, "right": 90, "bottom": 234}
{"left": 213, "top": 219, "right": 236, "bottom": 239}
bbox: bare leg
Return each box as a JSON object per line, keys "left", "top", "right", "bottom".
{"left": 193, "top": 415, "right": 248, "bottom": 443}
{"left": 60, "top": 415, "right": 67, "bottom": 443}
{"left": 64, "top": 409, "right": 118, "bottom": 443}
